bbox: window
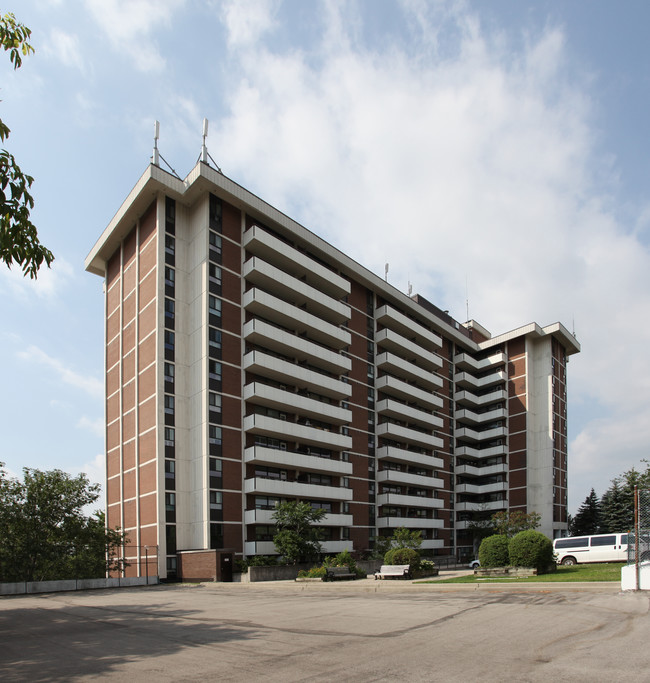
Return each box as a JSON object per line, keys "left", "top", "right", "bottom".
{"left": 164, "top": 427, "right": 175, "bottom": 446}
{"left": 255, "top": 495, "right": 281, "bottom": 510}
{"left": 164, "top": 362, "right": 175, "bottom": 384}
{"left": 591, "top": 535, "right": 616, "bottom": 547}
{"left": 209, "top": 457, "right": 222, "bottom": 474}
{"left": 209, "top": 295, "right": 222, "bottom": 317}
{"left": 165, "top": 492, "right": 176, "bottom": 521}
{"left": 209, "top": 360, "right": 222, "bottom": 380}
{"left": 210, "top": 523, "right": 223, "bottom": 549}
{"left": 209, "top": 392, "right": 222, "bottom": 412}
{"left": 164, "top": 330, "right": 175, "bottom": 351}
{"left": 209, "top": 491, "right": 222, "bottom": 508}
{"left": 165, "top": 234, "right": 175, "bottom": 255}
{"left": 209, "top": 328, "right": 222, "bottom": 349}
{"left": 164, "top": 395, "right": 175, "bottom": 415}
{"left": 209, "top": 194, "right": 222, "bottom": 231}
{"left": 209, "top": 231, "right": 222, "bottom": 254}
{"left": 165, "top": 298, "right": 175, "bottom": 322}
{"left": 209, "top": 425, "right": 222, "bottom": 445}
{"left": 166, "top": 524, "right": 176, "bottom": 554}
{"left": 165, "top": 267, "right": 175, "bottom": 286}
{"left": 342, "top": 527, "right": 350, "bottom": 540}
{"left": 209, "top": 263, "right": 222, "bottom": 284}
{"left": 255, "top": 525, "right": 275, "bottom": 541}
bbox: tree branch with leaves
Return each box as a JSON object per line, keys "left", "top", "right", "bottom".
{"left": 0, "top": 12, "right": 53, "bottom": 278}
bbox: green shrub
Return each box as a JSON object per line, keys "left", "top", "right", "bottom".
{"left": 419, "top": 559, "right": 436, "bottom": 571}
{"left": 297, "top": 566, "right": 327, "bottom": 578}
{"left": 508, "top": 530, "right": 554, "bottom": 572}
{"left": 247, "top": 555, "right": 279, "bottom": 567}
{"left": 478, "top": 534, "right": 510, "bottom": 567}
{"left": 234, "top": 559, "right": 248, "bottom": 574}
{"left": 384, "top": 547, "right": 420, "bottom": 568}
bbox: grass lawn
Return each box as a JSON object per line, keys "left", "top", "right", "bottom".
{"left": 426, "top": 563, "right": 623, "bottom": 583}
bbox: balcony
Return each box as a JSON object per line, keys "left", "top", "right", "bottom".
{"left": 455, "top": 444, "right": 507, "bottom": 459}
{"left": 244, "top": 350, "right": 351, "bottom": 399}
{"left": 375, "top": 328, "right": 442, "bottom": 371}
{"left": 455, "top": 407, "right": 507, "bottom": 425}
{"left": 454, "top": 352, "right": 506, "bottom": 372}
{"left": 244, "top": 446, "right": 353, "bottom": 476}
{"left": 454, "top": 369, "right": 507, "bottom": 390}
{"left": 377, "top": 422, "right": 443, "bottom": 450}
{"left": 245, "top": 541, "right": 276, "bottom": 556}
{"left": 244, "top": 288, "right": 351, "bottom": 349}
{"left": 243, "top": 414, "right": 352, "bottom": 451}
{"left": 376, "top": 446, "right": 444, "bottom": 470}
{"left": 420, "top": 539, "right": 445, "bottom": 550}
{"left": 244, "top": 382, "right": 351, "bottom": 424}
{"left": 245, "top": 477, "right": 353, "bottom": 501}
{"left": 377, "top": 469, "right": 443, "bottom": 489}
{"left": 377, "top": 493, "right": 444, "bottom": 509}
{"left": 376, "top": 398, "right": 443, "bottom": 430}
{"left": 244, "top": 257, "right": 350, "bottom": 324}
{"left": 456, "top": 426, "right": 508, "bottom": 443}
{"left": 455, "top": 500, "right": 506, "bottom": 512}
{"left": 455, "top": 481, "right": 507, "bottom": 495}
{"left": 322, "top": 541, "right": 354, "bottom": 553}
{"left": 454, "top": 388, "right": 507, "bottom": 408}
{"left": 375, "top": 375, "right": 443, "bottom": 410}
{"left": 377, "top": 517, "right": 444, "bottom": 529}
{"left": 455, "top": 463, "right": 507, "bottom": 478}
{"left": 245, "top": 509, "right": 353, "bottom": 526}
{"left": 243, "top": 226, "right": 350, "bottom": 298}
{"left": 376, "top": 352, "right": 443, "bottom": 389}
{"left": 375, "top": 305, "right": 442, "bottom": 350}
{"left": 244, "top": 319, "right": 351, "bottom": 375}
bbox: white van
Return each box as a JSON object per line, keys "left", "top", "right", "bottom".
{"left": 553, "top": 533, "right": 628, "bottom": 565}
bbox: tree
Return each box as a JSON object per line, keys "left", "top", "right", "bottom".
{"left": 571, "top": 488, "right": 601, "bottom": 536}
{"left": 490, "top": 510, "right": 541, "bottom": 537}
{"left": 390, "top": 527, "right": 422, "bottom": 550}
{"left": 0, "top": 12, "right": 53, "bottom": 278}
{"left": 600, "top": 480, "right": 630, "bottom": 533}
{"left": 271, "top": 501, "right": 326, "bottom": 564}
{"left": 0, "top": 463, "right": 126, "bottom": 582}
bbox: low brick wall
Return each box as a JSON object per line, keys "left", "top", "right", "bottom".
{"left": 0, "top": 576, "right": 158, "bottom": 596}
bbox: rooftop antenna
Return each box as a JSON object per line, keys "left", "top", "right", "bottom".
{"left": 408, "top": 281, "right": 412, "bottom": 297}
{"left": 385, "top": 262, "right": 389, "bottom": 282}
{"left": 197, "top": 117, "right": 222, "bottom": 173}
{"left": 152, "top": 120, "right": 160, "bottom": 166}
{"left": 150, "top": 120, "right": 181, "bottom": 179}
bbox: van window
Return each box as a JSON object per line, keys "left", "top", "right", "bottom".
{"left": 621, "top": 534, "right": 628, "bottom": 544}
{"left": 555, "top": 537, "right": 588, "bottom": 549}
{"left": 590, "top": 535, "right": 616, "bottom": 546}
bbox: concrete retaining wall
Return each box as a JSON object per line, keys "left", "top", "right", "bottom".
{"left": 0, "top": 576, "right": 159, "bottom": 596}
{"left": 621, "top": 563, "right": 650, "bottom": 590}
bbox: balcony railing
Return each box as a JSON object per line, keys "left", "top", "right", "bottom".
{"left": 244, "top": 445, "right": 353, "bottom": 475}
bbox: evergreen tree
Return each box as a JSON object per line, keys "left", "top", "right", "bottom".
{"left": 600, "top": 480, "right": 630, "bottom": 533}
{"left": 571, "top": 488, "right": 601, "bottom": 536}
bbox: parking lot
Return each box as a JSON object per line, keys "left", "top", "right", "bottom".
{"left": 1, "top": 577, "right": 649, "bottom": 682}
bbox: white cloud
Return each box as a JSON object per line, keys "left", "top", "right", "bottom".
{"left": 77, "top": 416, "right": 105, "bottom": 437}
{"left": 213, "top": 2, "right": 650, "bottom": 505}
{"left": 219, "top": 0, "right": 278, "bottom": 48}
{"left": 84, "top": 0, "right": 187, "bottom": 72}
{"left": 74, "top": 453, "right": 106, "bottom": 514}
{"left": 0, "top": 256, "right": 74, "bottom": 300}
{"left": 44, "top": 29, "right": 86, "bottom": 71}
{"left": 17, "top": 345, "right": 103, "bottom": 398}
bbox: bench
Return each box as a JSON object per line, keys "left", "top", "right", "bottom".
{"left": 323, "top": 566, "right": 357, "bottom": 581}
{"left": 374, "top": 564, "right": 411, "bottom": 580}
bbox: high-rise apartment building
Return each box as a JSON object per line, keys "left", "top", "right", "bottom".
{"left": 86, "top": 158, "right": 579, "bottom": 579}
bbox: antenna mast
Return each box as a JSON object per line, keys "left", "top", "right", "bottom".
{"left": 152, "top": 120, "right": 160, "bottom": 166}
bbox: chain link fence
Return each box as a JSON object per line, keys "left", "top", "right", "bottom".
{"left": 627, "top": 488, "right": 650, "bottom": 565}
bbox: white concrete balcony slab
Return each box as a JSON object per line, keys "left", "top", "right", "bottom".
{"left": 244, "top": 446, "right": 353, "bottom": 475}
{"left": 454, "top": 369, "right": 507, "bottom": 390}
{"left": 376, "top": 328, "right": 443, "bottom": 371}
{"left": 377, "top": 493, "right": 444, "bottom": 509}
{"left": 455, "top": 407, "right": 507, "bottom": 425}
{"left": 243, "top": 226, "right": 350, "bottom": 299}
{"left": 377, "top": 517, "right": 444, "bottom": 529}
{"left": 377, "top": 422, "right": 443, "bottom": 450}
{"left": 244, "top": 414, "right": 352, "bottom": 451}
{"left": 244, "top": 257, "right": 350, "bottom": 324}
{"left": 245, "top": 541, "right": 276, "bottom": 556}
{"left": 244, "top": 319, "right": 351, "bottom": 375}
{"left": 244, "top": 509, "right": 352, "bottom": 527}
{"left": 244, "top": 351, "right": 352, "bottom": 399}
{"left": 377, "top": 469, "right": 443, "bottom": 489}
{"left": 454, "top": 352, "right": 506, "bottom": 372}
{"left": 456, "top": 426, "right": 508, "bottom": 443}
{"left": 375, "top": 305, "right": 442, "bottom": 350}
{"left": 244, "top": 288, "right": 351, "bottom": 349}
{"left": 376, "top": 375, "right": 443, "bottom": 410}
{"left": 455, "top": 481, "right": 507, "bottom": 495}
{"left": 245, "top": 477, "right": 353, "bottom": 501}
{"left": 455, "top": 463, "right": 508, "bottom": 477}
{"left": 376, "top": 398, "right": 443, "bottom": 430}
{"left": 377, "top": 446, "right": 444, "bottom": 469}
{"left": 455, "top": 500, "right": 506, "bottom": 512}
{"left": 455, "top": 444, "right": 507, "bottom": 459}
{"left": 244, "top": 382, "right": 352, "bottom": 424}
{"left": 454, "top": 388, "right": 507, "bottom": 407}
{"left": 322, "top": 541, "right": 354, "bottom": 553}
{"left": 420, "top": 539, "right": 445, "bottom": 550}
{"left": 376, "top": 352, "right": 443, "bottom": 389}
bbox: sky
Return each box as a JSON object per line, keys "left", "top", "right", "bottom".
{"left": 1, "top": 0, "right": 649, "bottom": 516}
